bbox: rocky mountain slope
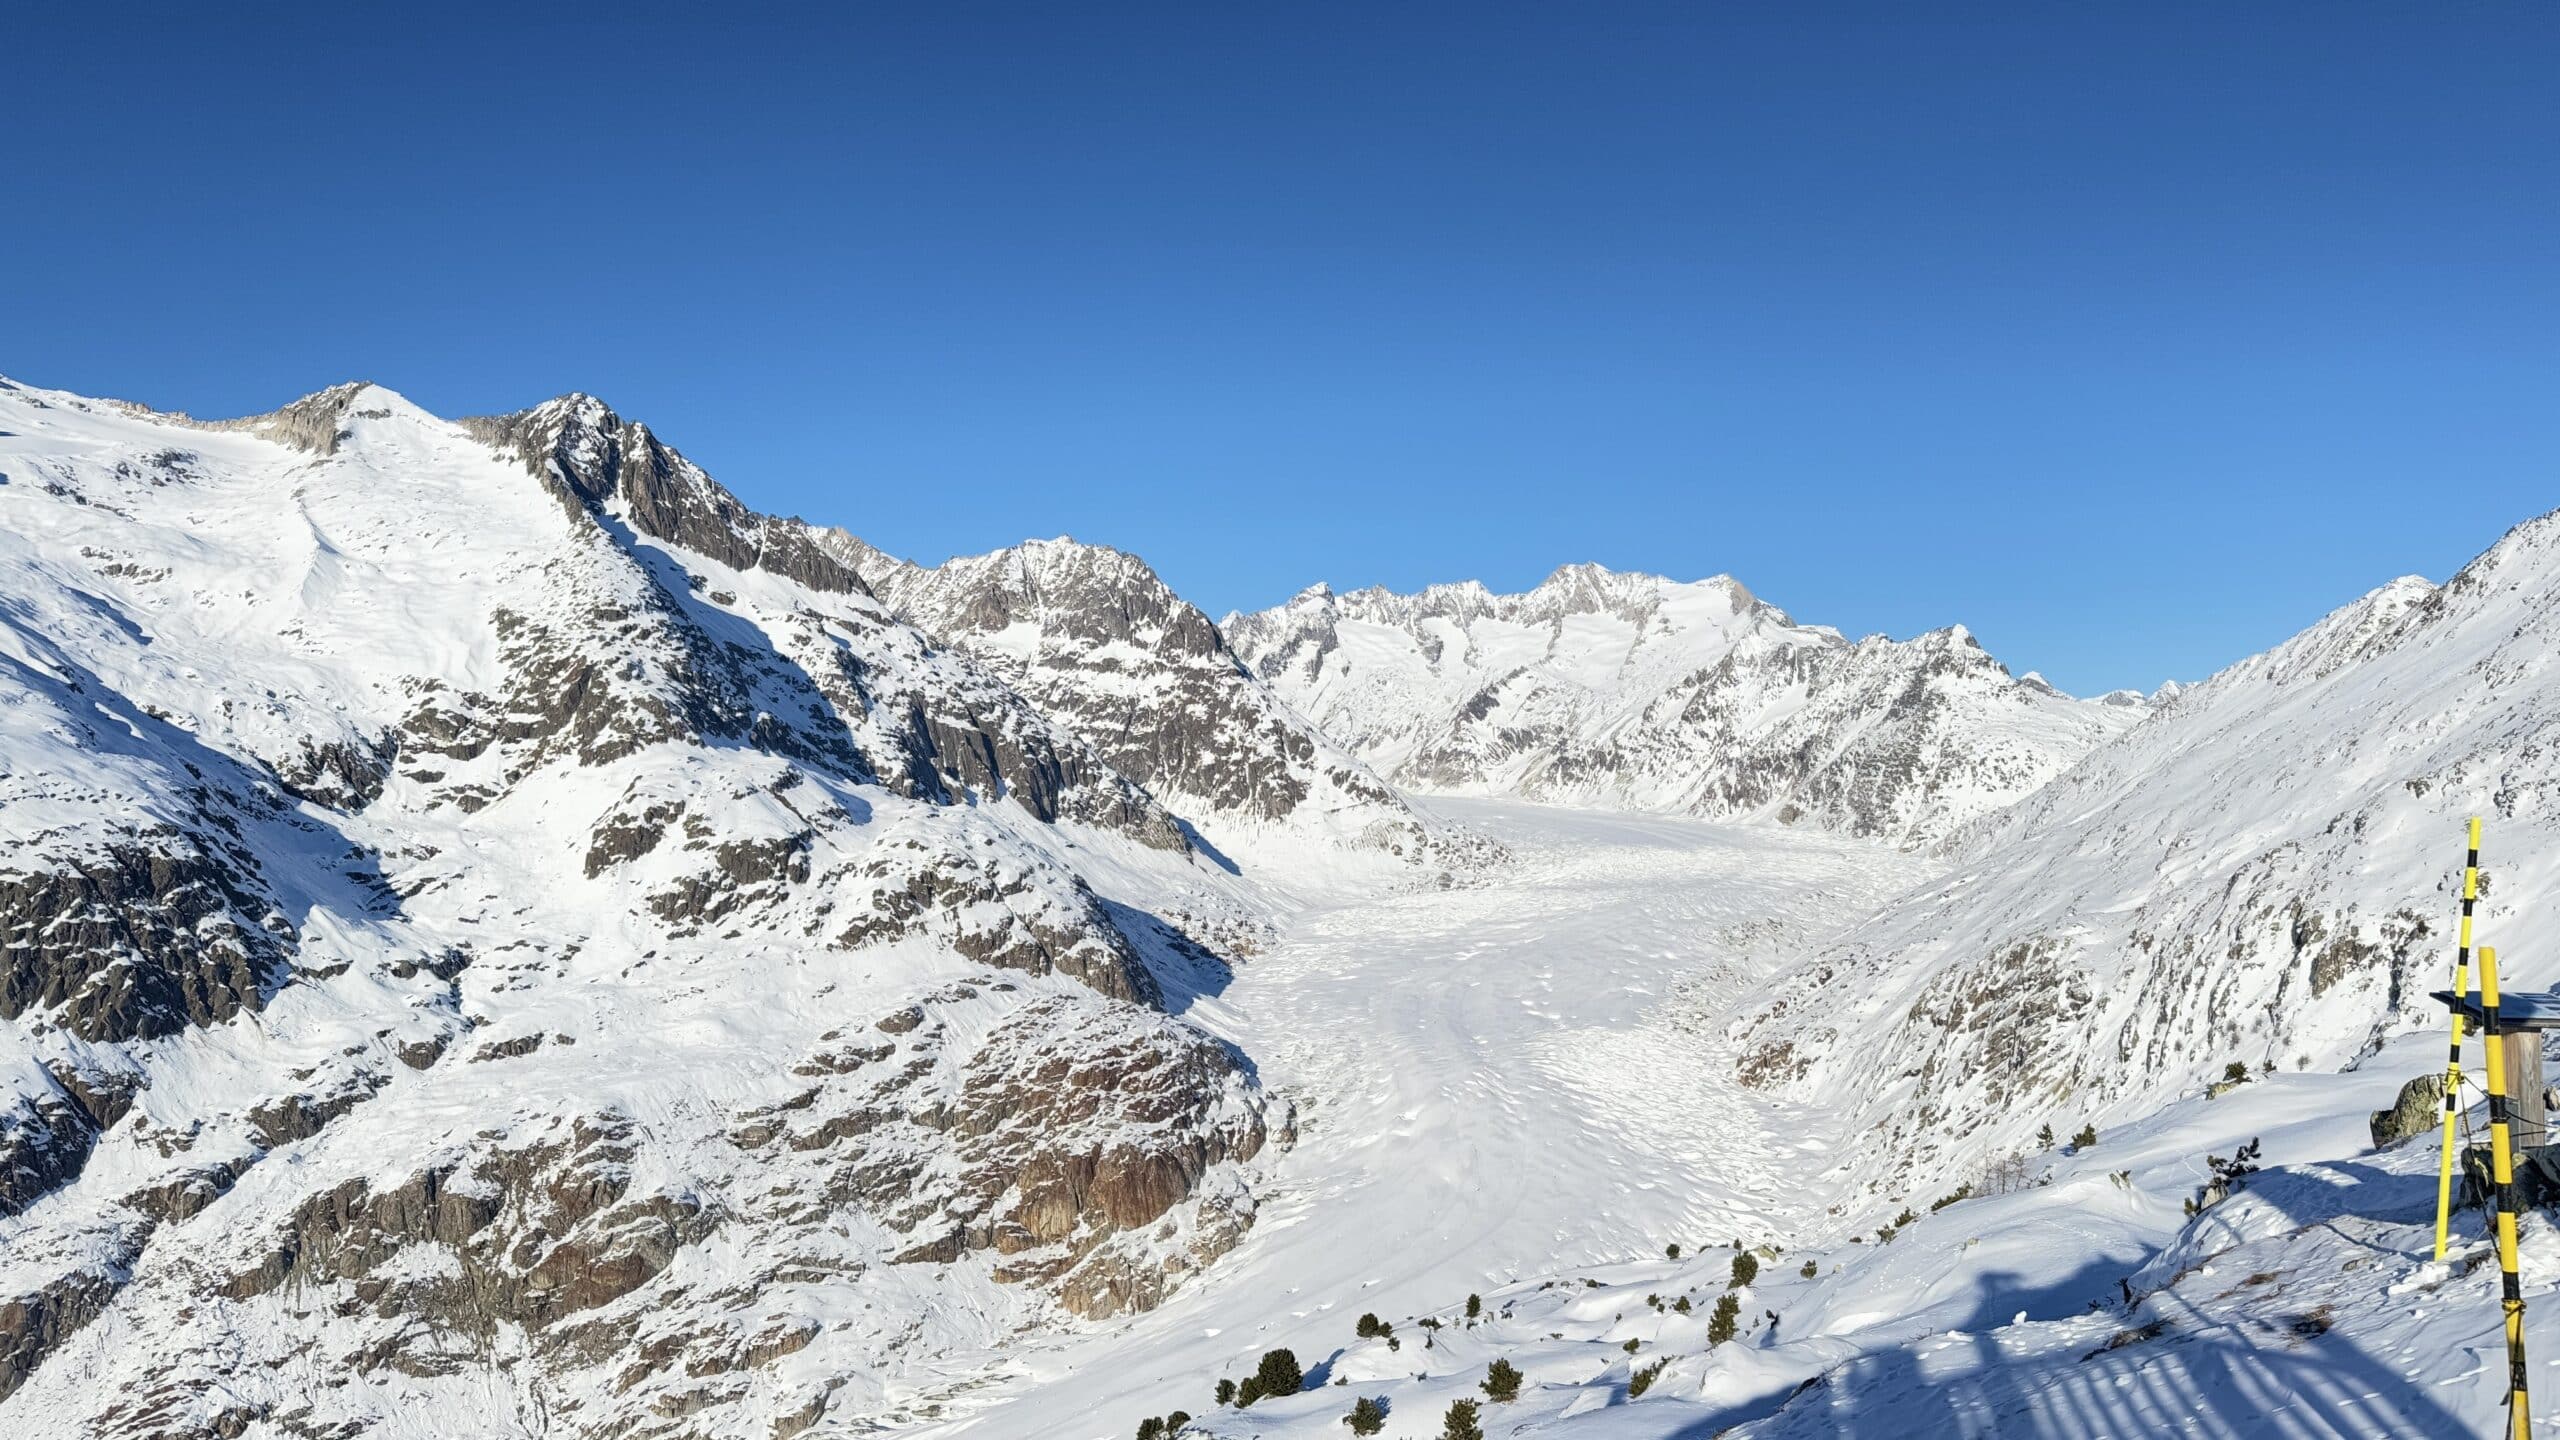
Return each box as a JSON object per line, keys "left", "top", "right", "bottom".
{"left": 0, "top": 377, "right": 1294, "bottom": 1437}
{"left": 1734, "top": 506, "right": 2560, "bottom": 1208}
{"left": 823, "top": 535, "right": 1467, "bottom": 889}
{"left": 1224, "top": 568, "right": 2145, "bottom": 846}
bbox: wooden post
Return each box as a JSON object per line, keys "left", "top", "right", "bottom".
{"left": 2508, "top": 1032, "right": 2549, "bottom": 1156}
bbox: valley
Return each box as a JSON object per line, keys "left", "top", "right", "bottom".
{"left": 919, "top": 798, "right": 1943, "bottom": 1437}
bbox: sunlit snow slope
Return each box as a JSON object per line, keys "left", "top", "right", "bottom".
{"left": 1738, "top": 511, "right": 2560, "bottom": 1206}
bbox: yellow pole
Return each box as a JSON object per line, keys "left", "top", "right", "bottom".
{"left": 2481, "top": 945, "right": 2531, "bottom": 1439}
{"left": 2438, "top": 816, "right": 2484, "bottom": 1261}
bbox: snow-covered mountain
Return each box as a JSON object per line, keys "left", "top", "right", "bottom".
{"left": 822, "top": 535, "right": 1470, "bottom": 889}
{"left": 11, "top": 364, "right": 2551, "bottom": 1440}
{"left": 1224, "top": 567, "right": 2144, "bottom": 845}
{"left": 1735, "top": 508, "right": 2560, "bottom": 1205}
{"left": 0, "top": 377, "right": 1293, "bottom": 1435}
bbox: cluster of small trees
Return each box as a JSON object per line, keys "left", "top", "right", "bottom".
{"left": 1874, "top": 1205, "right": 1918, "bottom": 1244}
{"left": 1151, "top": 1243, "right": 1801, "bottom": 1437}
{"left": 2037, "top": 1121, "right": 2100, "bottom": 1152}
{"left": 2183, "top": 1137, "right": 2264, "bottom": 1216}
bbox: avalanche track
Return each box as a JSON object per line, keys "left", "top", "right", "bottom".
{"left": 919, "top": 799, "right": 1942, "bottom": 1438}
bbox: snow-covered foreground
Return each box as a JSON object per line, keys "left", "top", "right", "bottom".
{"left": 919, "top": 799, "right": 1943, "bottom": 1437}
{"left": 921, "top": 803, "right": 2553, "bottom": 1440}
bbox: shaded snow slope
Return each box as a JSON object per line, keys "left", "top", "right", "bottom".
{"left": 1224, "top": 567, "right": 2141, "bottom": 846}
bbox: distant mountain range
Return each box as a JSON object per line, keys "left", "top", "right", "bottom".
{"left": 1225, "top": 567, "right": 2150, "bottom": 845}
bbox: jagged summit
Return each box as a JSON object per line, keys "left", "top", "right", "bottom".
{"left": 824, "top": 531, "right": 1461, "bottom": 876}
{"left": 1226, "top": 565, "right": 2139, "bottom": 843}
{"left": 460, "top": 392, "right": 870, "bottom": 596}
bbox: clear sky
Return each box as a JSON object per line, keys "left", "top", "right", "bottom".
{"left": 6, "top": 4, "right": 2553, "bottom": 694}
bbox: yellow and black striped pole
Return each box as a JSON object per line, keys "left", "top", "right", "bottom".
{"left": 2439, "top": 816, "right": 2486, "bottom": 1261}
{"left": 2480, "top": 944, "right": 2532, "bottom": 1439}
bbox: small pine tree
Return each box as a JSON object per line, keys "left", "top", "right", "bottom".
{"left": 1800, "top": 1259, "right": 1818, "bottom": 1278}
{"left": 2038, "top": 1122, "right": 2055, "bottom": 1149}
{"left": 1629, "top": 1357, "right": 1667, "bottom": 1397}
{"left": 2073, "top": 1122, "right": 2099, "bottom": 1150}
{"left": 1441, "top": 1398, "right": 1486, "bottom": 1440}
{"left": 1164, "top": 1414, "right": 1189, "bottom": 1434}
{"left": 1215, "top": 1378, "right": 1236, "bottom": 1406}
{"left": 1621, "top": 1337, "right": 1640, "bottom": 1353}
{"left": 1253, "top": 1348, "right": 1303, "bottom": 1399}
{"left": 1482, "top": 1358, "right": 1524, "bottom": 1403}
{"left": 2222, "top": 1060, "right": 2249, "bottom": 1083}
{"left": 1665, "top": 1242, "right": 1682, "bottom": 1259}
{"left": 1730, "top": 1253, "right": 1758, "bottom": 1288}
{"left": 1137, "top": 1419, "right": 1163, "bottom": 1440}
{"left": 1672, "top": 1295, "right": 1692, "bottom": 1314}
{"left": 1356, "top": 1312, "right": 1391, "bottom": 1339}
{"left": 1236, "top": 1378, "right": 1265, "bottom": 1407}
{"left": 1465, "top": 1293, "right": 1482, "bottom": 1320}
{"left": 1346, "top": 1395, "right": 1387, "bottom": 1436}
{"left": 1708, "top": 1293, "right": 1741, "bottom": 1345}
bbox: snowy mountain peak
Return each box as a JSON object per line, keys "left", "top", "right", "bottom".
{"left": 829, "top": 532, "right": 1465, "bottom": 875}
{"left": 1228, "top": 567, "right": 2139, "bottom": 843}
{"left": 461, "top": 394, "right": 871, "bottom": 596}
{"left": 0, "top": 373, "right": 1299, "bottom": 1432}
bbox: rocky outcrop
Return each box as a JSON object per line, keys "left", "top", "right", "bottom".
{"left": 0, "top": 836, "right": 291, "bottom": 1044}
{"left": 222, "top": 1113, "right": 708, "bottom": 1336}
{"left": 462, "top": 395, "right": 870, "bottom": 596}
{"left": 2372, "top": 1073, "right": 2448, "bottom": 1149}
{"left": 834, "top": 821, "right": 1162, "bottom": 1005}
{"left": 733, "top": 993, "right": 1281, "bottom": 1321}
{"left": 837, "top": 535, "right": 1438, "bottom": 865}
{"left": 0, "top": 1264, "right": 126, "bottom": 1404}
{"left": 0, "top": 1064, "right": 140, "bottom": 1216}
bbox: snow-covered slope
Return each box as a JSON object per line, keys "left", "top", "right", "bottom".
{"left": 1736, "top": 509, "right": 2560, "bottom": 1207}
{"left": 828, "top": 535, "right": 1481, "bottom": 890}
{"left": 1224, "top": 568, "right": 2143, "bottom": 846}
{"left": 0, "top": 376, "right": 1291, "bottom": 1435}
{"left": 1082, "top": 1031, "right": 2521, "bottom": 1440}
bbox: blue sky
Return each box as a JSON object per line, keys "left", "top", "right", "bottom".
{"left": 6, "top": 3, "right": 2552, "bottom": 694}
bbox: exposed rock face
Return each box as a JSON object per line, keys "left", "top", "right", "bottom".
{"left": 0, "top": 375, "right": 1286, "bottom": 1437}
{"left": 2370, "top": 1073, "right": 2446, "bottom": 1149}
{"left": 463, "top": 394, "right": 871, "bottom": 596}
{"left": 0, "top": 1065, "right": 138, "bottom": 1217}
{"left": 0, "top": 837, "right": 289, "bottom": 1043}
{"left": 1225, "top": 566, "right": 2141, "bottom": 846}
